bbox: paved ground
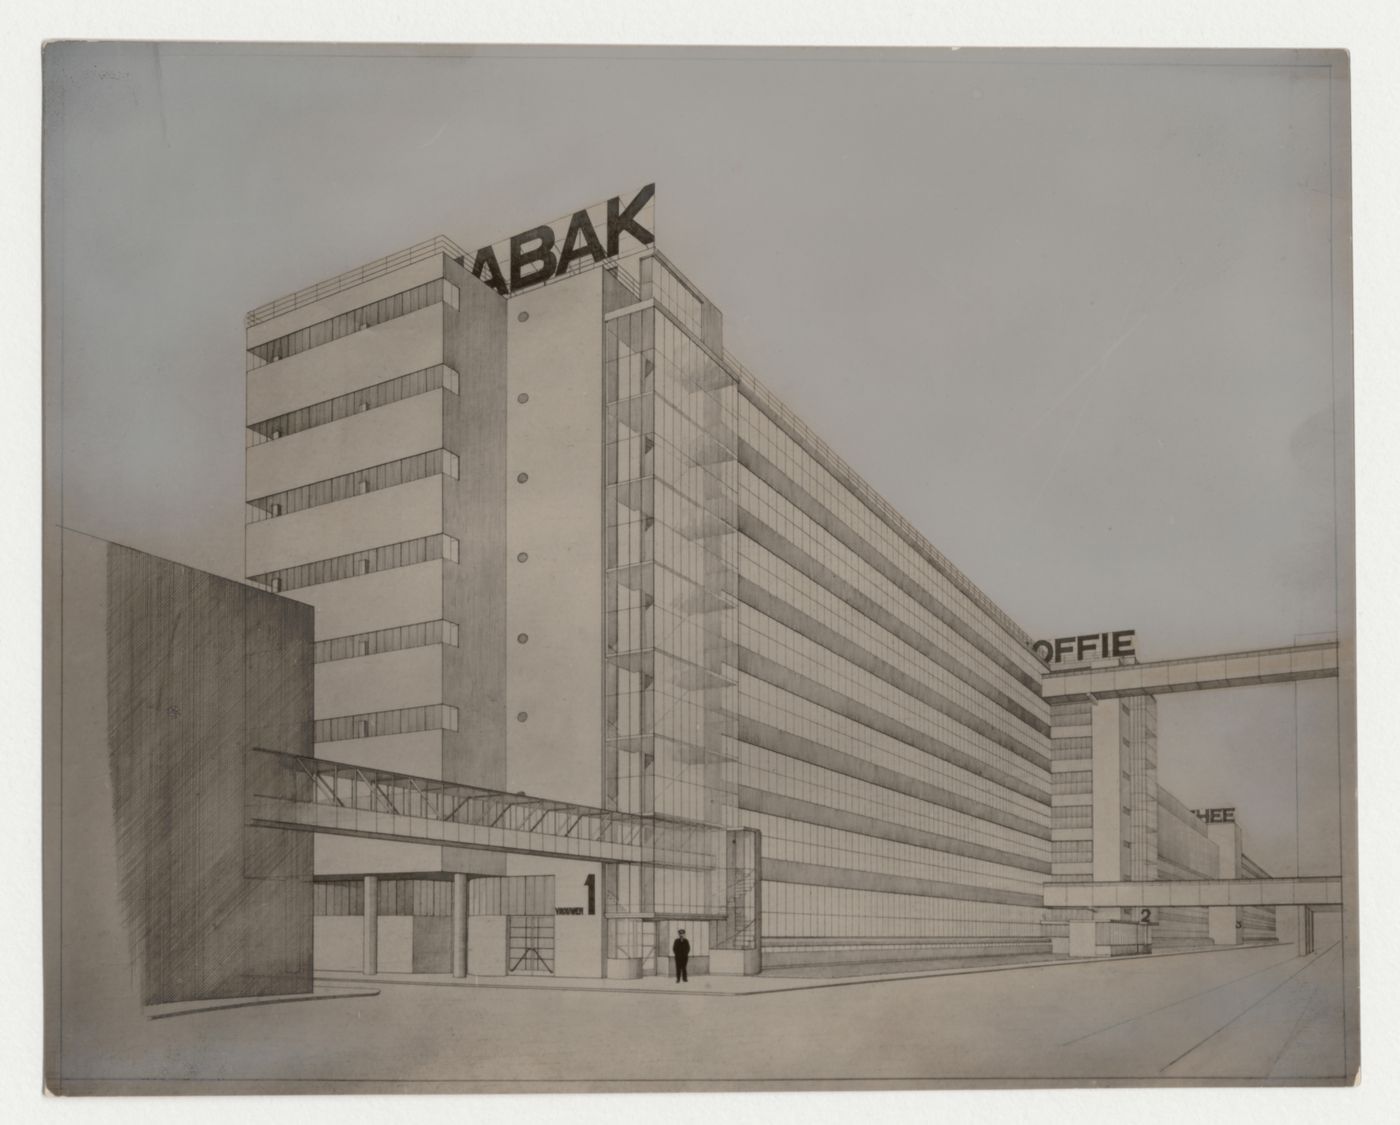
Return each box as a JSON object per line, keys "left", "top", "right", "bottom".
{"left": 55, "top": 941, "right": 1349, "bottom": 1091}
{"left": 315, "top": 950, "right": 1083, "bottom": 995}
{"left": 311, "top": 940, "right": 1273, "bottom": 996}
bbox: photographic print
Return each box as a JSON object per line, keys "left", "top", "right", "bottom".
{"left": 41, "top": 44, "right": 1356, "bottom": 1092}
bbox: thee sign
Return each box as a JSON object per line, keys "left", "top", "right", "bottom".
{"left": 1192, "top": 807, "right": 1236, "bottom": 824}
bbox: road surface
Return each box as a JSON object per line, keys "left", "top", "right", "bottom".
{"left": 53, "top": 940, "right": 1348, "bottom": 1091}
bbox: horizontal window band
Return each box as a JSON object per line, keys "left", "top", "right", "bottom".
{"left": 739, "top": 647, "right": 1050, "bottom": 807}
{"left": 760, "top": 858, "right": 1045, "bottom": 909}
{"left": 314, "top": 877, "right": 456, "bottom": 917}
{"left": 314, "top": 619, "right": 460, "bottom": 663}
{"left": 247, "top": 448, "right": 459, "bottom": 523}
{"left": 737, "top": 442, "right": 1044, "bottom": 696}
{"left": 314, "top": 703, "right": 459, "bottom": 743}
{"left": 738, "top": 785, "right": 1051, "bottom": 876}
{"left": 735, "top": 716, "right": 1050, "bottom": 842}
{"left": 248, "top": 364, "right": 459, "bottom": 444}
{"left": 740, "top": 510, "right": 1051, "bottom": 736}
{"left": 249, "top": 533, "right": 459, "bottom": 593}
{"left": 739, "top": 576, "right": 1051, "bottom": 772}
{"left": 1157, "top": 861, "right": 1216, "bottom": 881}
{"left": 734, "top": 383, "right": 1041, "bottom": 668}
{"left": 312, "top": 873, "right": 458, "bottom": 883}
{"left": 761, "top": 936, "right": 1045, "bottom": 948}
{"left": 248, "top": 278, "right": 448, "bottom": 368}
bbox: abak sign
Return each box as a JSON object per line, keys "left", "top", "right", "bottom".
{"left": 468, "top": 184, "right": 656, "bottom": 296}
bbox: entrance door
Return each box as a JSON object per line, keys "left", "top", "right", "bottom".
{"left": 507, "top": 915, "right": 555, "bottom": 975}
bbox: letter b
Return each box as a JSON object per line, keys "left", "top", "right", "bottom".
{"left": 511, "top": 226, "right": 558, "bottom": 291}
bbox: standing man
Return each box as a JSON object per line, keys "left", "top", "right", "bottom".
{"left": 672, "top": 929, "right": 691, "bottom": 983}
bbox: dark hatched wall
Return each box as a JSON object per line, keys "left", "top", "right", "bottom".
{"left": 439, "top": 254, "right": 510, "bottom": 875}
{"left": 441, "top": 253, "right": 508, "bottom": 793}
{"left": 106, "top": 543, "right": 314, "bottom": 1004}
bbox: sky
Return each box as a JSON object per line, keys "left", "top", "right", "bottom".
{"left": 44, "top": 44, "right": 1347, "bottom": 875}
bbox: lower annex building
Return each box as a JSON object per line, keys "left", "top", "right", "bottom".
{"left": 240, "top": 185, "right": 1284, "bottom": 979}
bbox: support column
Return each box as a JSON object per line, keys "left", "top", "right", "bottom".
{"left": 1090, "top": 700, "right": 1129, "bottom": 882}
{"left": 1206, "top": 820, "right": 1242, "bottom": 878}
{"left": 452, "top": 873, "right": 468, "bottom": 978}
{"left": 1208, "top": 905, "right": 1239, "bottom": 946}
{"left": 1067, "top": 917, "right": 1098, "bottom": 959}
{"left": 711, "top": 828, "right": 762, "bottom": 975}
{"left": 363, "top": 874, "right": 379, "bottom": 975}
{"left": 1067, "top": 907, "right": 1147, "bottom": 958}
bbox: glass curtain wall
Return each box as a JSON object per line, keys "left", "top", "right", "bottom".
{"left": 601, "top": 256, "right": 739, "bottom": 968}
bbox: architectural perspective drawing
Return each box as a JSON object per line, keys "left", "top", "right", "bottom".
{"left": 42, "top": 45, "right": 1356, "bottom": 1093}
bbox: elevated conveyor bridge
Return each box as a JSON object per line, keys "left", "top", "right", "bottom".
{"left": 1040, "top": 641, "right": 1339, "bottom": 702}
{"left": 245, "top": 748, "right": 726, "bottom": 872}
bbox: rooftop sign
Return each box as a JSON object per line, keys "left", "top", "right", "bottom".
{"left": 1192, "top": 807, "right": 1236, "bottom": 823}
{"left": 1033, "top": 630, "right": 1136, "bottom": 665}
{"left": 468, "top": 184, "right": 656, "bottom": 297}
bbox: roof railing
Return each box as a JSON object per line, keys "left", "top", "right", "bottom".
{"left": 246, "top": 235, "right": 473, "bottom": 328}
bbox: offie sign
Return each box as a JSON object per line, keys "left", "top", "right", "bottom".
{"left": 1032, "top": 630, "right": 1136, "bottom": 665}
{"left": 468, "top": 184, "right": 656, "bottom": 296}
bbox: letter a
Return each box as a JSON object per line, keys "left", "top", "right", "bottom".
{"left": 472, "top": 246, "right": 508, "bottom": 296}
{"left": 557, "top": 209, "right": 607, "bottom": 275}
